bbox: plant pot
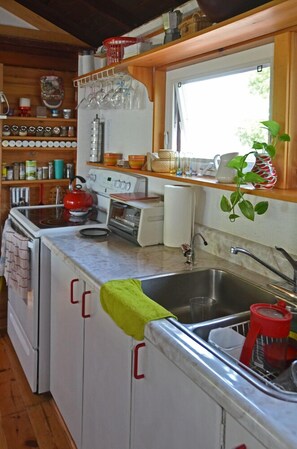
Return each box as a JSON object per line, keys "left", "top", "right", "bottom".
{"left": 251, "top": 153, "right": 277, "bottom": 189}
{"left": 197, "top": 0, "right": 271, "bottom": 23}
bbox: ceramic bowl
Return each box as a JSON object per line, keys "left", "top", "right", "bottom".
{"left": 103, "top": 152, "right": 122, "bottom": 166}
{"left": 128, "top": 155, "right": 146, "bottom": 169}
{"left": 158, "top": 150, "right": 175, "bottom": 160}
{"left": 151, "top": 159, "right": 171, "bottom": 173}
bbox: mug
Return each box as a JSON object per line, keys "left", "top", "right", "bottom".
{"left": 54, "top": 159, "right": 64, "bottom": 179}
{"left": 216, "top": 152, "right": 239, "bottom": 183}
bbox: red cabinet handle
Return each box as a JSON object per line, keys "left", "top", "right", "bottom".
{"left": 70, "top": 278, "right": 79, "bottom": 304}
{"left": 82, "top": 290, "right": 91, "bottom": 318}
{"left": 234, "top": 445, "right": 247, "bottom": 449}
{"left": 133, "top": 342, "right": 146, "bottom": 379}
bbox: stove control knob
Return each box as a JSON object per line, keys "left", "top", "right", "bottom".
{"left": 120, "top": 181, "right": 126, "bottom": 189}
{"left": 125, "top": 182, "right": 131, "bottom": 191}
{"left": 114, "top": 179, "right": 121, "bottom": 188}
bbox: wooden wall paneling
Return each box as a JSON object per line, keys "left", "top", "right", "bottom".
{"left": 152, "top": 69, "right": 166, "bottom": 152}
{"left": 272, "top": 31, "right": 297, "bottom": 189}
{"left": 3, "top": 66, "right": 76, "bottom": 114}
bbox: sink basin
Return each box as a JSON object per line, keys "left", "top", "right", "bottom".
{"left": 177, "top": 314, "right": 297, "bottom": 402}
{"left": 141, "top": 268, "right": 276, "bottom": 323}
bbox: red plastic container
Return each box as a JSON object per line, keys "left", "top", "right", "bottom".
{"left": 240, "top": 302, "right": 292, "bottom": 370}
{"left": 103, "top": 37, "right": 138, "bottom": 64}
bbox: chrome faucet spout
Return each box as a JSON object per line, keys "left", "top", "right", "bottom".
{"left": 230, "top": 246, "right": 297, "bottom": 291}
{"left": 181, "top": 233, "right": 208, "bottom": 264}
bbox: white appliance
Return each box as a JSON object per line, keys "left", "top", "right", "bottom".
{"left": 7, "top": 168, "right": 148, "bottom": 393}
{"left": 108, "top": 198, "right": 164, "bottom": 246}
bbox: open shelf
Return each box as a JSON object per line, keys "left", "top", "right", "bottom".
{"left": 87, "top": 162, "right": 297, "bottom": 203}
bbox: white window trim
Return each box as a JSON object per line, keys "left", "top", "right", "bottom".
{"left": 165, "top": 43, "right": 274, "bottom": 152}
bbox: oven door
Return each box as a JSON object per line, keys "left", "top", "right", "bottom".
{"left": 7, "top": 219, "right": 40, "bottom": 392}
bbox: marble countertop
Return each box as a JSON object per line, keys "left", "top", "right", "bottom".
{"left": 42, "top": 230, "right": 297, "bottom": 449}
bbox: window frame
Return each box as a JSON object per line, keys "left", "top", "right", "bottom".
{"left": 165, "top": 43, "right": 274, "bottom": 158}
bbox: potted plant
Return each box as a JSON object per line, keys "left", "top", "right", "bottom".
{"left": 220, "top": 120, "right": 290, "bottom": 222}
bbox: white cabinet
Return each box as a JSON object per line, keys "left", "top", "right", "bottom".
{"left": 131, "top": 339, "right": 223, "bottom": 449}
{"left": 224, "top": 413, "right": 267, "bottom": 449}
{"left": 50, "top": 253, "right": 132, "bottom": 449}
{"left": 50, "top": 253, "right": 85, "bottom": 447}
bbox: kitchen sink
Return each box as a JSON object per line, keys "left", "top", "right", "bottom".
{"left": 141, "top": 268, "right": 297, "bottom": 401}
{"left": 141, "top": 268, "right": 276, "bottom": 324}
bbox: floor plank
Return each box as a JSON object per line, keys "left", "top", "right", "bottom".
{"left": 0, "top": 330, "right": 76, "bottom": 449}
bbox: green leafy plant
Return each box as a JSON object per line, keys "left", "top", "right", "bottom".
{"left": 220, "top": 120, "right": 290, "bottom": 222}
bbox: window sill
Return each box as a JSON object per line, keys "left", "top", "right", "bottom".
{"left": 87, "top": 162, "right": 297, "bottom": 203}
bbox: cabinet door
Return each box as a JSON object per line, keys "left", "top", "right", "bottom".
{"left": 225, "top": 413, "right": 267, "bottom": 449}
{"left": 50, "top": 253, "right": 85, "bottom": 449}
{"left": 131, "top": 339, "right": 222, "bottom": 449}
{"left": 82, "top": 284, "right": 132, "bottom": 449}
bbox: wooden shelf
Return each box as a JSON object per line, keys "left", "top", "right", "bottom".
{"left": 74, "top": 0, "right": 297, "bottom": 80}
{"left": 5, "top": 116, "right": 76, "bottom": 123}
{"left": 2, "top": 179, "right": 70, "bottom": 186}
{"left": 87, "top": 162, "right": 297, "bottom": 203}
{"left": 3, "top": 136, "right": 76, "bottom": 141}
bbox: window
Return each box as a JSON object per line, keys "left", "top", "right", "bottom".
{"left": 166, "top": 44, "right": 274, "bottom": 162}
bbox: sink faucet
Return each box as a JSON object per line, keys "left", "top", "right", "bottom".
{"left": 181, "top": 233, "right": 208, "bottom": 264}
{"left": 230, "top": 246, "right": 297, "bottom": 292}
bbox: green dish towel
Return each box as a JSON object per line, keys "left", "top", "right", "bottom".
{"left": 100, "top": 279, "right": 176, "bottom": 341}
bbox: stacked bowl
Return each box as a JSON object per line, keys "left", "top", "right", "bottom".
{"left": 152, "top": 150, "right": 176, "bottom": 173}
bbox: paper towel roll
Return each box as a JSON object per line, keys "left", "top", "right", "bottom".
{"left": 163, "top": 185, "right": 194, "bottom": 247}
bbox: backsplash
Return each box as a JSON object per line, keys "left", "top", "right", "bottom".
{"left": 195, "top": 223, "right": 296, "bottom": 284}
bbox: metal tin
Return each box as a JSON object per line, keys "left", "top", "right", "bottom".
{"left": 7, "top": 166, "right": 13, "bottom": 180}
{"left": 63, "top": 108, "right": 72, "bottom": 119}
{"left": 13, "top": 162, "right": 20, "bottom": 180}
{"left": 37, "top": 167, "right": 43, "bottom": 180}
{"left": 28, "top": 126, "right": 36, "bottom": 136}
{"left": 66, "top": 163, "right": 74, "bottom": 179}
{"left": 42, "top": 166, "right": 49, "bottom": 179}
{"left": 52, "top": 126, "right": 61, "bottom": 136}
{"left": 60, "top": 126, "right": 68, "bottom": 137}
{"left": 68, "top": 126, "right": 75, "bottom": 137}
{"left": 2, "top": 125, "right": 10, "bottom": 136}
{"left": 19, "top": 162, "right": 26, "bottom": 180}
{"left": 44, "top": 126, "right": 52, "bottom": 137}
{"left": 48, "top": 161, "right": 54, "bottom": 179}
{"left": 19, "top": 126, "right": 28, "bottom": 136}
{"left": 11, "top": 125, "right": 19, "bottom": 136}
{"left": 36, "top": 126, "right": 44, "bottom": 137}
{"left": 25, "top": 160, "right": 37, "bottom": 180}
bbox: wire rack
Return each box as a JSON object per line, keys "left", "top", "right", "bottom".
{"left": 218, "top": 320, "right": 287, "bottom": 387}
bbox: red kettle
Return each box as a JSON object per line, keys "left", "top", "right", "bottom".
{"left": 63, "top": 175, "right": 93, "bottom": 211}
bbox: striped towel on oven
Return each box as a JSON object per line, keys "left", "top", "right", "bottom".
{"left": 1, "top": 219, "right": 31, "bottom": 299}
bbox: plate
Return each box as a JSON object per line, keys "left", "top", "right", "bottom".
{"left": 79, "top": 228, "right": 111, "bottom": 238}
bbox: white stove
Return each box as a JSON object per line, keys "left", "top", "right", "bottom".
{"left": 6, "top": 168, "right": 148, "bottom": 393}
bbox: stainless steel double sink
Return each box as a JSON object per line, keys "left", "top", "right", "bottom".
{"left": 141, "top": 268, "right": 297, "bottom": 402}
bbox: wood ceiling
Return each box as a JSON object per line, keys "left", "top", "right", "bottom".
{"left": 13, "top": 0, "right": 189, "bottom": 48}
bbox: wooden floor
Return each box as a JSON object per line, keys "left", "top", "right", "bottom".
{"left": 0, "top": 329, "right": 76, "bottom": 449}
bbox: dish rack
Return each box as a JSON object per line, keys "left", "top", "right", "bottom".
{"left": 215, "top": 320, "right": 295, "bottom": 392}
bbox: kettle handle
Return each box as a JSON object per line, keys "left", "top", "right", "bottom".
{"left": 69, "top": 175, "right": 86, "bottom": 191}
{"left": 240, "top": 322, "right": 261, "bottom": 366}
{"left": 70, "top": 175, "right": 86, "bottom": 184}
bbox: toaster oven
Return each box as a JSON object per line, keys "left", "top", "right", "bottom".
{"left": 108, "top": 198, "right": 164, "bottom": 247}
